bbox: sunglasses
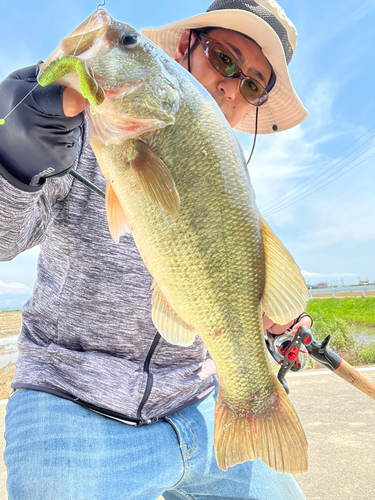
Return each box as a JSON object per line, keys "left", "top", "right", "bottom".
{"left": 193, "top": 31, "right": 275, "bottom": 107}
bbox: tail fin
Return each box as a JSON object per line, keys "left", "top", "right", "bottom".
{"left": 214, "top": 376, "right": 308, "bottom": 473}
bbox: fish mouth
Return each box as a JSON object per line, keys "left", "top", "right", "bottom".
{"left": 88, "top": 109, "right": 172, "bottom": 145}
{"left": 100, "top": 81, "right": 145, "bottom": 100}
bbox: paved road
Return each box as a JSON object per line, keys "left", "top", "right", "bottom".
{"left": 1, "top": 366, "right": 374, "bottom": 500}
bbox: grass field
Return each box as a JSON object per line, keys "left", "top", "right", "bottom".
{"left": 305, "top": 297, "right": 375, "bottom": 366}
{"left": 306, "top": 296, "right": 375, "bottom": 326}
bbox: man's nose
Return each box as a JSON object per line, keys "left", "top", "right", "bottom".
{"left": 217, "top": 77, "right": 240, "bottom": 100}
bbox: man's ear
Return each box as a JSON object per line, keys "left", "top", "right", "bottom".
{"left": 174, "top": 30, "right": 191, "bottom": 63}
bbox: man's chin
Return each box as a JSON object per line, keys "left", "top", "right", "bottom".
{"left": 209, "top": 95, "right": 231, "bottom": 122}
{"left": 218, "top": 106, "right": 238, "bottom": 127}
{"left": 209, "top": 95, "right": 240, "bottom": 127}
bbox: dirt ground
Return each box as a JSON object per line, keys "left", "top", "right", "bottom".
{"left": 1, "top": 366, "right": 375, "bottom": 500}
{"left": 0, "top": 312, "right": 20, "bottom": 402}
{"left": 0, "top": 313, "right": 22, "bottom": 340}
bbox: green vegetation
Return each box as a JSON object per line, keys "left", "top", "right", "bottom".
{"left": 0, "top": 309, "right": 21, "bottom": 314}
{"left": 306, "top": 297, "right": 375, "bottom": 366}
{"left": 306, "top": 297, "right": 375, "bottom": 326}
{"left": 311, "top": 315, "right": 355, "bottom": 351}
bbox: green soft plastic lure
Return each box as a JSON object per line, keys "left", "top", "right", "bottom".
{"left": 38, "top": 55, "right": 104, "bottom": 107}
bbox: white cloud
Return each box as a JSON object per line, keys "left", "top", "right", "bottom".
{"left": 302, "top": 270, "right": 356, "bottom": 280}
{"left": 0, "top": 281, "right": 32, "bottom": 296}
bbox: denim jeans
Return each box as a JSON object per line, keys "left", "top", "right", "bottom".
{"left": 4, "top": 389, "right": 306, "bottom": 500}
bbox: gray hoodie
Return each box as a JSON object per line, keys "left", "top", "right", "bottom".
{"left": 0, "top": 129, "right": 216, "bottom": 423}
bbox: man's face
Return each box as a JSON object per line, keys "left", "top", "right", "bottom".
{"left": 175, "top": 28, "right": 272, "bottom": 128}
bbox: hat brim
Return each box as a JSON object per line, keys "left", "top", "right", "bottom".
{"left": 141, "top": 9, "right": 307, "bottom": 134}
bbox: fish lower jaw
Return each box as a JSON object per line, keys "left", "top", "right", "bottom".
{"left": 101, "top": 81, "right": 145, "bottom": 100}
{"left": 88, "top": 109, "right": 170, "bottom": 145}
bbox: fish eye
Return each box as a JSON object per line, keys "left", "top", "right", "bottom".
{"left": 121, "top": 33, "right": 139, "bottom": 48}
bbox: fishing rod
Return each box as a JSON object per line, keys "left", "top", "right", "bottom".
{"left": 266, "top": 325, "right": 375, "bottom": 400}
{"left": 69, "top": 169, "right": 105, "bottom": 199}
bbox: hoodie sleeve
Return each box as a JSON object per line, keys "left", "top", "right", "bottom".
{"left": 0, "top": 169, "right": 73, "bottom": 262}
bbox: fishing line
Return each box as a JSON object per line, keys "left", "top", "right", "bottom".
{"left": 0, "top": 83, "right": 40, "bottom": 125}
{"left": 0, "top": 2, "right": 104, "bottom": 124}
{"left": 72, "top": 8, "right": 100, "bottom": 57}
{"left": 0, "top": 2, "right": 108, "bottom": 197}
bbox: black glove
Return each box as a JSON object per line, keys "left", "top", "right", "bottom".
{"left": 0, "top": 63, "right": 84, "bottom": 192}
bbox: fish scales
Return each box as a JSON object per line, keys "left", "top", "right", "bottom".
{"left": 150, "top": 113, "right": 265, "bottom": 390}
{"left": 38, "top": 9, "right": 309, "bottom": 473}
{"left": 111, "top": 92, "right": 268, "bottom": 401}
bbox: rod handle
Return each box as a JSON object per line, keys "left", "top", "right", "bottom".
{"left": 335, "top": 359, "right": 375, "bottom": 400}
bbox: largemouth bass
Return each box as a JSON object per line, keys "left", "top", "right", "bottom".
{"left": 39, "top": 9, "right": 309, "bottom": 473}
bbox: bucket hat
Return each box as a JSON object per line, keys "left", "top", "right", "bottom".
{"left": 141, "top": 0, "right": 308, "bottom": 135}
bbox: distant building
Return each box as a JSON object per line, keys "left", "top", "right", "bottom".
{"left": 359, "top": 280, "right": 370, "bottom": 285}
{"left": 315, "top": 282, "right": 328, "bottom": 289}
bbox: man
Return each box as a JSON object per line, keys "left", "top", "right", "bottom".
{"left": 0, "top": 1, "right": 312, "bottom": 499}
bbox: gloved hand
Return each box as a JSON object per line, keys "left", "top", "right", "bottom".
{"left": 0, "top": 63, "right": 86, "bottom": 191}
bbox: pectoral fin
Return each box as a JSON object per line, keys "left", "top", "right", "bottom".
{"left": 260, "top": 216, "right": 309, "bottom": 324}
{"left": 127, "top": 140, "right": 180, "bottom": 217}
{"left": 151, "top": 282, "right": 196, "bottom": 346}
{"left": 106, "top": 182, "right": 128, "bottom": 243}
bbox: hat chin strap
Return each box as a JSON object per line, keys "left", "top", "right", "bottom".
{"left": 247, "top": 108, "right": 258, "bottom": 165}
{"left": 187, "top": 29, "right": 193, "bottom": 73}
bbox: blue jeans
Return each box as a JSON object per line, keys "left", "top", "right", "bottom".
{"left": 4, "top": 389, "right": 306, "bottom": 500}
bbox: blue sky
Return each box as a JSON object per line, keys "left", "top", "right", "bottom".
{"left": 0, "top": 0, "right": 375, "bottom": 308}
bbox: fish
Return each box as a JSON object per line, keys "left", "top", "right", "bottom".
{"left": 38, "top": 9, "right": 310, "bottom": 473}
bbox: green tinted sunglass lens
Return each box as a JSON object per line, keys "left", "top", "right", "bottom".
{"left": 241, "top": 78, "right": 267, "bottom": 105}
{"left": 201, "top": 36, "right": 268, "bottom": 106}
{"left": 209, "top": 46, "right": 239, "bottom": 77}
{"left": 246, "top": 80, "right": 259, "bottom": 93}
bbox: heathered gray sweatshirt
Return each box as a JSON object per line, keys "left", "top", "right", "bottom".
{"left": 0, "top": 129, "right": 216, "bottom": 423}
